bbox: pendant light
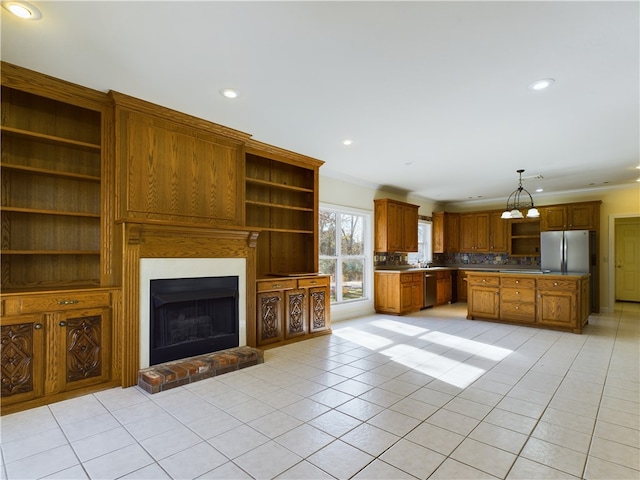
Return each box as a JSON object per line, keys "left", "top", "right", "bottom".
{"left": 501, "top": 169, "right": 540, "bottom": 220}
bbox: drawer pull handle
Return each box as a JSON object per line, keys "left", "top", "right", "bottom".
{"left": 516, "top": 291, "right": 520, "bottom": 295}
{"left": 272, "top": 284, "right": 281, "bottom": 288}
{"left": 34, "top": 323, "right": 43, "bottom": 330}
{"left": 58, "top": 299, "right": 79, "bottom": 305}
{"left": 516, "top": 306, "right": 520, "bottom": 310}
{"left": 553, "top": 282, "right": 558, "bottom": 286}
{"left": 482, "top": 279, "right": 486, "bottom": 283}
{"left": 59, "top": 321, "right": 67, "bottom": 327}
{"left": 515, "top": 280, "right": 520, "bottom": 284}
{"left": 310, "top": 281, "right": 317, "bottom": 285}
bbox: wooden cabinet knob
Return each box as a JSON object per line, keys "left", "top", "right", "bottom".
{"left": 34, "top": 323, "right": 43, "bottom": 330}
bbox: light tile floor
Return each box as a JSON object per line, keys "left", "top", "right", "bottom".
{"left": 2, "top": 302, "right": 639, "bottom": 480}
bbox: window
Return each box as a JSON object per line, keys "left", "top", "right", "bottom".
{"left": 408, "top": 220, "right": 433, "bottom": 265}
{"left": 319, "top": 206, "right": 370, "bottom": 304}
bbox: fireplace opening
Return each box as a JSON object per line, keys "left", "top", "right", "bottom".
{"left": 150, "top": 276, "right": 239, "bottom": 365}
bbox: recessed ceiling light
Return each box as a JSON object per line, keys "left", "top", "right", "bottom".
{"left": 219, "top": 88, "right": 238, "bottom": 99}
{"left": 2, "top": 1, "right": 41, "bottom": 19}
{"left": 528, "top": 78, "right": 555, "bottom": 91}
{"left": 536, "top": 188, "right": 544, "bottom": 192}
{"left": 342, "top": 139, "right": 353, "bottom": 146}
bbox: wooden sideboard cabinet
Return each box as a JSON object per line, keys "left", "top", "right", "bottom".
{"left": 1, "top": 289, "right": 117, "bottom": 414}
{"left": 374, "top": 199, "right": 419, "bottom": 253}
{"left": 374, "top": 271, "right": 423, "bottom": 315}
{"left": 256, "top": 275, "right": 330, "bottom": 347}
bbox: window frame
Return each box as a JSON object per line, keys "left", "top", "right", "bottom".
{"left": 319, "top": 203, "right": 372, "bottom": 305}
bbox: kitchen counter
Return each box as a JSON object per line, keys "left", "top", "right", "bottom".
{"left": 466, "top": 270, "right": 590, "bottom": 333}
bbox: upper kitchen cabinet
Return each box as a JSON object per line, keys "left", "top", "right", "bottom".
{"left": 460, "top": 212, "right": 490, "bottom": 252}
{"left": 432, "top": 212, "right": 459, "bottom": 253}
{"left": 374, "top": 199, "right": 419, "bottom": 252}
{"left": 245, "top": 140, "right": 323, "bottom": 277}
{"left": 110, "top": 92, "right": 250, "bottom": 227}
{"left": 459, "top": 210, "right": 508, "bottom": 254}
{"left": 539, "top": 201, "right": 601, "bottom": 231}
{"left": 1, "top": 62, "right": 115, "bottom": 290}
{"left": 489, "top": 211, "right": 508, "bottom": 252}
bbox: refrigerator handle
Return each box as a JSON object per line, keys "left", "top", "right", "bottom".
{"left": 561, "top": 232, "right": 567, "bottom": 273}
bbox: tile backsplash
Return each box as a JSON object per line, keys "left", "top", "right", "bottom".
{"left": 434, "top": 252, "right": 541, "bottom": 267}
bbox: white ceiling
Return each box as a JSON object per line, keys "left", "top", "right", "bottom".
{"left": 2, "top": 1, "right": 639, "bottom": 206}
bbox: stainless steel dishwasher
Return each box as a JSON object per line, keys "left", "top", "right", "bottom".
{"left": 423, "top": 272, "right": 437, "bottom": 308}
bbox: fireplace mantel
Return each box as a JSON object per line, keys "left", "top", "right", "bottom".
{"left": 119, "top": 221, "right": 259, "bottom": 387}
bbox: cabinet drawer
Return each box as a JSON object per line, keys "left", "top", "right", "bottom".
{"left": 537, "top": 279, "right": 578, "bottom": 291}
{"left": 467, "top": 275, "right": 499, "bottom": 286}
{"left": 400, "top": 273, "right": 414, "bottom": 283}
{"left": 500, "top": 287, "right": 535, "bottom": 303}
{"left": 257, "top": 279, "right": 297, "bottom": 292}
{"left": 298, "top": 276, "right": 330, "bottom": 288}
{"left": 501, "top": 277, "right": 536, "bottom": 289}
{"left": 501, "top": 302, "right": 536, "bottom": 319}
{"left": 15, "top": 292, "right": 112, "bottom": 314}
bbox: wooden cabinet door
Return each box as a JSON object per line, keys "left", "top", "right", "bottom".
{"left": 411, "top": 273, "right": 423, "bottom": 311}
{"left": 445, "top": 213, "right": 460, "bottom": 253}
{"left": 257, "top": 291, "right": 284, "bottom": 346}
{"left": 468, "top": 286, "right": 500, "bottom": 319}
{"left": 387, "top": 202, "right": 403, "bottom": 251}
{"left": 475, "top": 213, "right": 490, "bottom": 252}
{"left": 490, "top": 211, "right": 508, "bottom": 252}
{"left": 432, "top": 212, "right": 444, "bottom": 254}
{"left": 458, "top": 271, "right": 468, "bottom": 302}
{"left": 285, "top": 289, "right": 307, "bottom": 339}
{"left": 400, "top": 280, "right": 414, "bottom": 313}
{"left": 402, "top": 204, "right": 419, "bottom": 252}
{"left": 568, "top": 203, "right": 596, "bottom": 230}
{"left": 309, "top": 286, "right": 330, "bottom": 333}
{"left": 55, "top": 307, "right": 111, "bottom": 393}
{"left": 436, "top": 271, "right": 452, "bottom": 306}
{"left": 536, "top": 290, "right": 577, "bottom": 328}
{"left": 460, "top": 214, "right": 477, "bottom": 251}
{"left": 540, "top": 206, "right": 567, "bottom": 231}
{"left": 0, "top": 314, "right": 45, "bottom": 406}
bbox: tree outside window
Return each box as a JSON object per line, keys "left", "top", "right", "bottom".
{"left": 319, "top": 208, "right": 367, "bottom": 303}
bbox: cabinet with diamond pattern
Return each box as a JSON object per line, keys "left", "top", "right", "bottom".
{"left": 1, "top": 289, "right": 114, "bottom": 412}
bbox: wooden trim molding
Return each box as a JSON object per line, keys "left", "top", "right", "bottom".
{"left": 120, "top": 221, "right": 259, "bottom": 387}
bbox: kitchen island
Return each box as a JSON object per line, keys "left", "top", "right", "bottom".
{"left": 466, "top": 271, "right": 590, "bottom": 333}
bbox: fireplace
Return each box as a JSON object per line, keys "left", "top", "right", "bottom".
{"left": 139, "top": 257, "right": 247, "bottom": 369}
{"left": 149, "top": 276, "right": 239, "bottom": 365}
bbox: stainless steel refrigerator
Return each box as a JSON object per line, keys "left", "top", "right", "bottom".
{"left": 541, "top": 230, "right": 592, "bottom": 273}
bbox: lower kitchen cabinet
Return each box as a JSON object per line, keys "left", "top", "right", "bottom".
{"left": 1, "top": 289, "right": 115, "bottom": 412}
{"left": 537, "top": 277, "right": 589, "bottom": 333}
{"left": 466, "top": 275, "right": 500, "bottom": 320}
{"left": 466, "top": 272, "right": 589, "bottom": 333}
{"left": 374, "top": 271, "right": 423, "bottom": 315}
{"left": 500, "top": 277, "right": 536, "bottom": 324}
{"left": 436, "top": 270, "right": 452, "bottom": 306}
{"left": 256, "top": 275, "right": 330, "bottom": 347}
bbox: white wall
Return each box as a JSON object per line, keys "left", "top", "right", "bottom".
{"left": 320, "top": 173, "right": 639, "bottom": 318}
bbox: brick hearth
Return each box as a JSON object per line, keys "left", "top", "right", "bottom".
{"left": 137, "top": 346, "right": 263, "bottom": 394}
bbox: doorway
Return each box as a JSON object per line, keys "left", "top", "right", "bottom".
{"left": 615, "top": 217, "right": 640, "bottom": 302}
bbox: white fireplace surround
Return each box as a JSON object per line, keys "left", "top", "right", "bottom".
{"left": 139, "top": 258, "right": 247, "bottom": 368}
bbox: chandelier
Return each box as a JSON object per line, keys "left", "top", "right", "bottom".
{"left": 501, "top": 169, "right": 540, "bottom": 219}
